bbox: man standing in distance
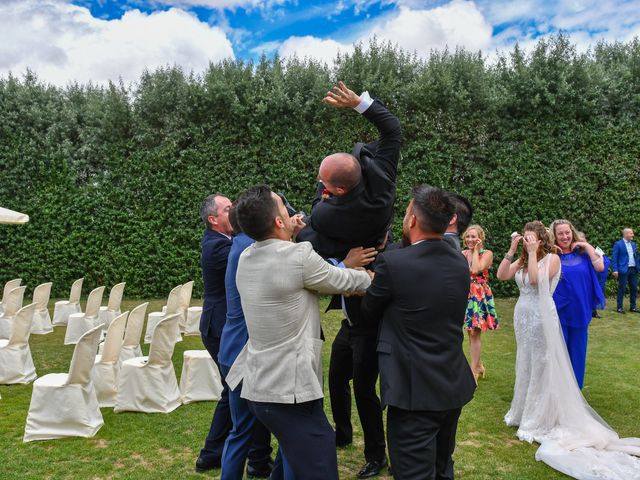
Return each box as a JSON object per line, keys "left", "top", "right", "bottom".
{"left": 362, "top": 185, "right": 476, "bottom": 480}
{"left": 443, "top": 192, "right": 473, "bottom": 252}
{"left": 195, "top": 193, "right": 233, "bottom": 473}
{"left": 612, "top": 228, "right": 639, "bottom": 313}
{"left": 226, "top": 185, "right": 372, "bottom": 480}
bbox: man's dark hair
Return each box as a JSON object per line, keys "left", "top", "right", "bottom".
{"left": 410, "top": 185, "right": 455, "bottom": 234}
{"left": 449, "top": 193, "right": 473, "bottom": 234}
{"left": 235, "top": 185, "right": 277, "bottom": 241}
{"left": 199, "top": 193, "right": 225, "bottom": 229}
{"left": 229, "top": 201, "right": 242, "bottom": 235}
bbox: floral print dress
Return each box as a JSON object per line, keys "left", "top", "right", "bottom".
{"left": 464, "top": 250, "right": 499, "bottom": 331}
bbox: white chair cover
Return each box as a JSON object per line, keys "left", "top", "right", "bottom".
{"left": 92, "top": 311, "right": 128, "bottom": 407}
{"left": 184, "top": 306, "right": 202, "bottom": 336}
{"left": 52, "top": 278, "right": 84, "bottom": 326}
{"left": 98, "top": 282, "right": 126, "bottom": 329}
{"left": 0, "top": 304, "right": 37, "bottom": 384}
{"left": 23, "top": 325, "right": 103, "bottom": 442}
{"left": 64, "top": 286, "right": 105, "bottom": 345}
{"left": 178, "top": 281, "right": 194, "bottom": 333}
{"left": 0, "top": 286, "right": 26, "bottom": 339}
{"left": 30, "top": 282, "right": 53, "bottom": 334}
{"left": 120, "top": 302, "right": 148, "bottom": 362}
{"left": 114, "top": 313, "right": 181, "bottom": 414}
{"left": 0, "top": 278, "right": 22, "bottom": 315}
{"left": 144, "top": 284, "right": 182, "bottom": 344}
{"left": 179, "top": 350, "right": 223, "bottom": 404}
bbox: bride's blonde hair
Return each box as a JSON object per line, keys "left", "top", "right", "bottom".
{"left": 519, "top": 221, "right": 556, "bottom": 269}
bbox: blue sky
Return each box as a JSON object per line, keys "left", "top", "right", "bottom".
{"left": 1, "top": 0, "right": 639, "bottom": 85}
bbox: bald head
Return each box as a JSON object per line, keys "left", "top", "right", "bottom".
{"left": 623, "top": 228, "right": 634, "bottom": 241}
{"left": 319, "top": 153, "right": 362, "bottom": 196}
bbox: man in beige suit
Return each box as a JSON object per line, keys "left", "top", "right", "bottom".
{"left": 226, "top": 185, "right": 371, "bottom": 480}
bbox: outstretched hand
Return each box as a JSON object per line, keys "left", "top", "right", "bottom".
{"left": 323, "top": 81, "right": 361, "bottom": 109}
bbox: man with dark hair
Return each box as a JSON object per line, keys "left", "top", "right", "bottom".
{"left": 217, "top": 203, "right": 273, "bottom": 479}
{"left": 296, "top": 82, "right": 401, "bottom": 477}
{"left": 362, "top": 185, "right": 476, "bottom": 480}
{"left": 196, "top": 193, "right": 233, "bottom": 473}
{"left": 443, "top": 192, "right": 473, "bottom": 251}
{"left": 226, "top": 185, "right": 372, "bottom": 480}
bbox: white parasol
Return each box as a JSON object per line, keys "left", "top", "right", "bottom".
{"left": 0, "top": 207, "right": 29, "bottom": 224}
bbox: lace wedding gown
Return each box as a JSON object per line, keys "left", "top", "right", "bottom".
{"left": 505, "top": 254, "right": 640, "bottom": 479}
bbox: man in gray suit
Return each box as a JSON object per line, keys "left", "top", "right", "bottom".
{"left": 226, "top": 185, "right": 372, "bottom": 480}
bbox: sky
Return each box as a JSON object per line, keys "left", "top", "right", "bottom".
{"left": 0, "top": 0, "right": 639, "bottom": 86}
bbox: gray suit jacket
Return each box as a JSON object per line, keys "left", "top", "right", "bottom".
{"left": 443, "top": 233, "right": 461, "bottom": 252}
{"left": 226, "top": 239, "right": 371, "bottom": 403}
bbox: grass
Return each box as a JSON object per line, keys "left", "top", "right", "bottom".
{"left": 1, "top": 297, "right": 639, "bottom": 479}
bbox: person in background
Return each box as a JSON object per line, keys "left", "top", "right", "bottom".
{"left": 462, "top": 224, "right": 499, "bottom": 383}
{"left": 550, "top": 219, "right": 604, "bottom": 389}
{"left": 611, "top": 228, "right": 639, "bottom": 314}
{"left": 443, "top": 193, "right": 473, "bottom": 252}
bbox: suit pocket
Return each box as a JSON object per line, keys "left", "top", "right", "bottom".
{"left": 377, "top": 341, "right": 392, "bottom": 354}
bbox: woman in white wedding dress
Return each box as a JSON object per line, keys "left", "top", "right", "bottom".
{"left": 497, "top": 221, "right": 640, "bottom": 480}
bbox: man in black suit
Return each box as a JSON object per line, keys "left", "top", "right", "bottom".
{"left": 361, "top": 185, "right": 476, "bottom": 480}
{"left": 296, "top": 82, "right": 401, "bottom": 477}
{"left": 296, "top": 81, "right": 401, "bottom": 260}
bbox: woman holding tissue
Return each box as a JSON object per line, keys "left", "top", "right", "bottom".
{"left": 549, "top": 219, "right": 605, "bottom": 389}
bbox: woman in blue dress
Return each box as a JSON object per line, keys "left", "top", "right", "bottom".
{"left": 550, "top": 219, "right": 605, "bottom": 389}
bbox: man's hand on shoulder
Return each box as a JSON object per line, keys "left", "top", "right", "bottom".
{"left": 323, "top": 81, "right": 361, "bottom": 109}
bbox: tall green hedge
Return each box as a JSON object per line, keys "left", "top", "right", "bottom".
{"left": 1, "top": 35, "right": 639, "bottom": 298}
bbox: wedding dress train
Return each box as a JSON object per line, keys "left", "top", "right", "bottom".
{"left": 505, "top": 254, "right": 640, "bottom": 479}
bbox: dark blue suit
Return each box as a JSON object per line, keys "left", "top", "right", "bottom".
{"left": 612, "top": 239, "right": 639, "bottom": 310}
{"left": 219, "top": 233, "right": 272, "bottom": 479}
{"left": 199, "top": 228, "right": 232, "bottom": 465}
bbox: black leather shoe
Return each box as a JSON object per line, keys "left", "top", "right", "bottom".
{"left": 246, "top": 464, "right": 271, "bottom": 478}
{"left": 357, "top": 458, "right": 388, "bottom": 478}
{"left": 592, "top": 311, "right": 602, "bottom": 318}
{"left": 630, "top": 308, "right": 640, "bottom": 313}
{"left": 617, "top": 308, "right": 626, "bottom": 314}
{"left": 195, "top": 456, "right": 220, "bottom": 473}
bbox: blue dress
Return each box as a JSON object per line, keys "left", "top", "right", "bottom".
{"left": 553, "top": 252, "right": 605, "bottom": 388}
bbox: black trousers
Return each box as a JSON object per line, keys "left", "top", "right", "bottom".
{"left": 328, "top": 320, "right": 386, "bottom": 462}
{"left": 387, "top": 406, "right": 462, "bottom": 480}
{"left": 248, "top": 399, "right": 339, "bottom": 480}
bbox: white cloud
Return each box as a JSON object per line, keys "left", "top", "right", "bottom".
{"left": 278, "top": 36, "right": 354, "bottom": 64}
{"left": 0, "top": 0, "right": 234, "bottom": 86}
{"left": 277, "top": 0, "right": 493, "bottom": 63}
{"left": 148, "top": 0, "right": 289, "bottom": 11}
{"left": 364, "top": 1, "right": 493, "bottom": 56}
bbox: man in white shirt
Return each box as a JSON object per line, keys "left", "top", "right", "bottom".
{"left": 226, "top": 185, "right": 371, "bottom": 480}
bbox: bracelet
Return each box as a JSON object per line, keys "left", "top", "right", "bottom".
{"left": 504, "top": 253, "right": 515, "bottom": 262}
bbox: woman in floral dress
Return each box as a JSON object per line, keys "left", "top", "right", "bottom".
{"left": 462, "top": 225, "right": 499, "bottom": 382}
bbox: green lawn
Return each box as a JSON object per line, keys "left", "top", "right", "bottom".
{"left": 1, "top": 298, "right": 639, "bottom": 479}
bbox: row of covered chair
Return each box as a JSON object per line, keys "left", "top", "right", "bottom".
{"left": 0, "top": 280, "right": 53, "bottom": 337}
{"left": 22, "top": 313, "right": 223, "bottom": 442}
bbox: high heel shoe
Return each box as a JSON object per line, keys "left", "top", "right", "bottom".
{"left": 478, "top": 363, "right": 486, "bottom": 379}
{"left": 472, "top": 371, "right": 479, "bottom": 385}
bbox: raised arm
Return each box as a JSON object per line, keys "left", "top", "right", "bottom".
{"left": 497, "top": 234, "right": 523, "bottom": 281}
{"left": 324, "top": 82, "right": 401, "bottom": 183}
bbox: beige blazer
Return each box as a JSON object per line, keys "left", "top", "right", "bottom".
{"left": 226, "top": 239, "right": 371, "bottom": 403}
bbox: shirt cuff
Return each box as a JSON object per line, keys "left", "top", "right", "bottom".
{"left": 353, "top": 91, "right": 373, "bottom": 114}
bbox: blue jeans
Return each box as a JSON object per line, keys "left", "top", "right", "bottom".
{"left": 219, "top": 364, "right": 272, "bottom": 480}
{"left": 617, "top": 266, "right": 638, "bottom": 310}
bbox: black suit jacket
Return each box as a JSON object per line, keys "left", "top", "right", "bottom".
{"left": 361, "top": 240, "right": 476, "bottom": 411}
{"left": 200, "top": 229, "right": 232, "bottom": 339}
{"left": 297, "top": 99, "right": 401, "bottom": 260}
